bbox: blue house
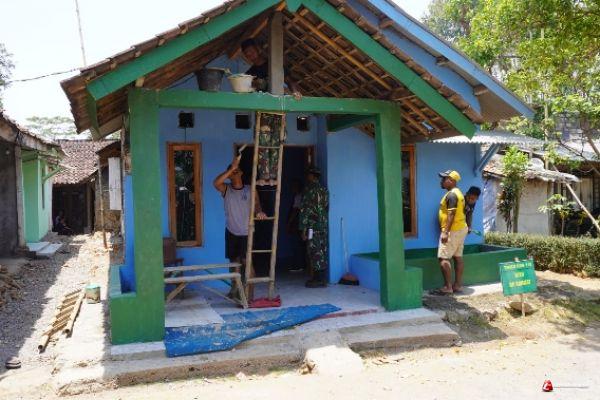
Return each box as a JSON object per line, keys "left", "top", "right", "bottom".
{"left": 61, "top": 0, "right": 532, "bottom": 345}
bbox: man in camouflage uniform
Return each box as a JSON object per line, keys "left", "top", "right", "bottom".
{"left": 299, "top": 167, "right": 329, "bottom": 288}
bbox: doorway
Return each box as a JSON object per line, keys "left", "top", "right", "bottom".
{"left": 236, "top": 145, "right": 315, "bottom": 279}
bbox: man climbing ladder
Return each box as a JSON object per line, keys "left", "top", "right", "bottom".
{"left": 245, "top": 111, "right": 286, "bottom": 300}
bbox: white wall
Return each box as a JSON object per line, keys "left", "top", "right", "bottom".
{"left": 488, "top": 179, "right": 551, "bottom": 235}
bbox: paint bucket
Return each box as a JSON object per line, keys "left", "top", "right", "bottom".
{"left": 228, "top": 74, "right": 255, "bottom": 93}
{"left": 85, "top": 284, "right": 101, "bottom": 303}
{"left": 195, "top": 68, "right": 225, "bottom": 91}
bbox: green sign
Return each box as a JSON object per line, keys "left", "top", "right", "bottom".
{"left": 499, "top": 259, "right": 537, "bottom": 296}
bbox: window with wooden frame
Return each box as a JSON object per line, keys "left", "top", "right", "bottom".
{"left": 402, "top": 145, "right": 417, "bottom": 237}
{"left": 167, "top": 143, "right": 202, "bottom": 246}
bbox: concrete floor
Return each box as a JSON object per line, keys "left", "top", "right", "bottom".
{"left": 165, "top": 272, "right": 382, "bottom": 328}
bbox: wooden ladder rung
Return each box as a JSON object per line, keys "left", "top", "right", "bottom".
{"left": 257, "top": 145, "right": 281, "bottom": 149}
{"left": 251, "top": 249, "right": 272, "bottom": 253}
{"left": 165, "top": 272, "right": 240, "bottom": 284}
{"left": 247, "top": 277, "right": 272, "bottom": 284}
{"left": 164, "top": 263, "right": 241, "bottom": 273}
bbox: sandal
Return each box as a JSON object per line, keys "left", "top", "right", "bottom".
{"left": 429, "top": 288, "right": 453, "bottom": 296}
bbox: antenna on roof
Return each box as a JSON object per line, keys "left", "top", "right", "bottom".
{"left": 74, "top": 0, "right": 88, "bottom": 67}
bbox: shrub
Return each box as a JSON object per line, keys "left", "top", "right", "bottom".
{"left": 485, "top": 232, "right": 600, "bottom": 277}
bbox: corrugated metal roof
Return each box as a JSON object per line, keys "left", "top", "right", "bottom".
{"left": 483, "top": 155, "right": 579, "bottom": 183}
{"left": 432, "top": 130, "right": 545, "bottom": 146}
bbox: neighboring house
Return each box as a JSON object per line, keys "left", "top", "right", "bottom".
{"left": 53, "top": 139, "right": 120, "bottom": 235}
{"left": 61, "top": 0, "right": 533, "bottom": 345}
{"left": 540, "top": 138, "right": 600, "bottom": 216}
{"left": 0, "top": 111, "right": 62, "bottom": 256}
{"left": 483, "top": 154, "right": 580, "bottom": 235}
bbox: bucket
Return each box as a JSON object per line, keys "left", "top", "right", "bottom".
{"left": 85, "top": 284, "right": 101, "bottom": 304}
{"left": 195, "top": 68, "right": 225, "bottom": 91}
{"left": 228, "top": 74, "right": 255, "bottom": 93}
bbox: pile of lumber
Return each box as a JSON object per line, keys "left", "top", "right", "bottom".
{"left": 0, "top": 265, "right": 22, "bottom": 307}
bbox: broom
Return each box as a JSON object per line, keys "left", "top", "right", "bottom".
{"left": 338, "top": 217, "right": 359, "bottom": 285}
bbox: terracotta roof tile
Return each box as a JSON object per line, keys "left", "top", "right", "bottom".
{"left": 54, "top": 139, "right": 117, "bottom": 185}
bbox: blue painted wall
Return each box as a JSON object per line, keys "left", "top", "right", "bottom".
{"left": 121, "top": 119, "right": 484, "bottom": 291}
{"left": 325, "top": 132, "right": 484, "bottom": 284}
{"left": 119, "top": 55, "right": 483, "bottom": 292}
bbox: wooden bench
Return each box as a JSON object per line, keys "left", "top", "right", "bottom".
{"left": 164, "top": 263, "right": 247, "bottom": 308}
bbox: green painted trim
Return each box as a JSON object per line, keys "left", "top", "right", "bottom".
{"left": 85, "top": 92, "right": 102, "bottom": 139}
{"left": 286, "top": 0, "right": 303, "bottom": 12}
{"left": 154, "top": 89, "right": 394, "bottom": 114}
{"left": 116, "top": 89, "right": 165, "bottom": 343}
{"left": 111, "top": 88, "right": 423, "bottom": 343}
{"left": 84, "top": 0, "right": 475, "bottom": 137}
{"left": 327, "top": 114, "right": 374, "bottom": 132}
{"left": 374, "top": 108, "right": 422, "bottom": 310}
{"left": 301, "top": 0, "right": 475, "bottom": 138}
{"left": 86, "top": 0, "right": 281, "bottom": 101}
{"left": 42, "top": 166, "right": 62, "bottom": 182}
{"left": 356, "top": 245, "right": 528, "bottom": 291}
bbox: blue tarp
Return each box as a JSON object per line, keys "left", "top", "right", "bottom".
{"left": 164, "top": 304, "right": 341, "bottom": 357}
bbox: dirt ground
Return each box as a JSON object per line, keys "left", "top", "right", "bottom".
{"left": 1, "top": 234, "right": 599, "bottom": 399}
{"left": 0, "top": 233, "right": 118, "bottom": 374}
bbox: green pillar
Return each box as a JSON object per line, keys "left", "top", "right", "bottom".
{"left": 112, "top": 89, "right": 164, "bottom": 343}
{"left": 374, "top": 108, "right": 422, "bottom": 310}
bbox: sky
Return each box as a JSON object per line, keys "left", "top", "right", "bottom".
{"left": 0, "top": 0, "right": 432, "bottom": 125}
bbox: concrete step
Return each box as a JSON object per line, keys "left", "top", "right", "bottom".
{"left": 344, "top": 322, "right": 459, "bottom": 351}
{"left": 25, "top": 241, "right": 50, "bottom": 256}
{"left": 55, "top": 339, "right": 303, "bottom": 396}
{"left": 109, "top": 308, "right": 443, "bottom": 361}
{"left": 36, "top": 243, "right": 62, "bottom": 259}
{"left": 57, "top": 318, "right": 458, "bottom": 395}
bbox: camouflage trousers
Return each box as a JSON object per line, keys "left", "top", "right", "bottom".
{"left": 307, "top": 230, "right": 329, "bottom": 272}
{"left": 257, "top": 113, "right": 284, "bottom": 182}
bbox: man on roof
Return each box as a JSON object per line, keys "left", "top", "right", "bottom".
{"left": 241, "top": 38, "right": 301, "bottom": 97}
{"left": 434, "top": 170, "right": 469, "bottom": 295}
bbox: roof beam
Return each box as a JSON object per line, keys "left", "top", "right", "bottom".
{"left": 327, "top": 114, "right": 374, "bottom": 132}
{"left": 300, "top": 0, "right": 476, "bottom": 138}
{"left": 473, "top": 84, "right": 489, "bottom": 96}
{"left": 86, "top": 0, "right": 281, "bottom": 101}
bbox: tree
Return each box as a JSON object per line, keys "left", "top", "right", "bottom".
{"left": 538, "top": 194, "right": 577, "bottom": 236}
{"left": 25, "top": 116, "right": 82, "bottom": 140}
{"left": 457, "top": 0, "right": 600, "bottom": 160}
{"left": 497, "top": 146, "right": 528, "bottom": 233}
{"left": 423, "top": 0, "right": 481, "bottom": 44}
{"left": 0, "top": 43, "right": 14, "bottom": 108}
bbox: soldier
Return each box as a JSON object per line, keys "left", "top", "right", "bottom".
{"left": 299, "top": 167, "right": 329, "bottom": 288}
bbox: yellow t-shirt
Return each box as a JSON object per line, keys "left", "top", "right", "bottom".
{"left": 439, "top": 188, "right": 467, "bottom": 231}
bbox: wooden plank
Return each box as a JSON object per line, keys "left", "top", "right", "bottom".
{"left": 108, "top": 157, "right": 122, "bottom": 210}
{"left": 165, "top": 272, "right": 241, "bottom": 284}
{"left": 293, "top": 13, "right": 393, "bottom": 91}
{"left": 164, "top": 263, "right": 241, "bottom": 273}
{"left": 247, "top": 276, "right": 272, "bottom": 284}
{"left": 269, "top": 12, "right": 285, "bottom": 95}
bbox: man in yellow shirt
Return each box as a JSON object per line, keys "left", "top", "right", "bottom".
{"left": 435, "top": 170, "right": 468, "bottom": 295}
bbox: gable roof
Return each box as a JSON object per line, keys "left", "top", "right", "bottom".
{"left": 0, "top": 111, "right": 61, "bottom": 152}
{"left": 54, "top": 139, "right": 117, "bottom": 185}
{"left": 61, "top": 0, "right": 532, "bottom": 140}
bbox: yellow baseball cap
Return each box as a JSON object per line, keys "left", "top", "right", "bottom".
{"left": 438, "top": 170, "right": 461, "bottom": 182}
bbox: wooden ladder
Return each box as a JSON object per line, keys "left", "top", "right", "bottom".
{"left": 245, "top": 111, "right": 286, "bottom": 300}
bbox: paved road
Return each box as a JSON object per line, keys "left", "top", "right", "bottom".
{"left": 61, "top": 328, "right": 599, "bottom": 400}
